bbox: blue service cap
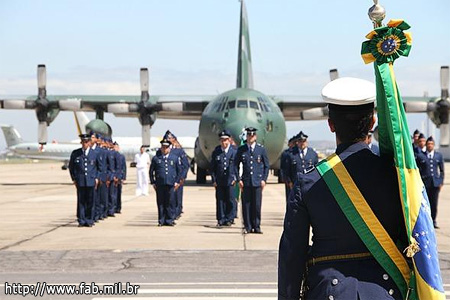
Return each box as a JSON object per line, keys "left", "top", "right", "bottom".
{"left": 160, "top": 138, "right": 172, "bottom": 146}
{"left": 418, "top": 133, "right": 426, "bottom": 140}
{"left": 427, "top": 136, "right": 434, "bottom": 143}
{"left": 164, "top": 130, "right": 177, "bottom": 140}
{"left": 218, "top": 129, "right": 231, "bottom": 139}
{"left": 296, "top": 131, "right": 308, "bottom": 141}
{"left": 79, "top": 133, "right": 91, "bottom": 141}
{"left": 245, "top": 127, "right": 257, "bottom": 135}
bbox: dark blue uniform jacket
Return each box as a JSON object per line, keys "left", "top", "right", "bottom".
{"left": 417, "top": 151, "right": 444, "bottom": 188}
{"left": 278, "top": 142, "right": 407, "bottom": 300}
{"left": 106, "top": 149, "right": 117, "bottom": 181}
{"left": 285, "top": 147, "right": 319, "bottom": 184}
{"left": 210, "top": 145, "right": 237, "bottom": 186}
{"left": 235, "top": 143, "right": 270, "bottom": 187}
{"left": 69, "top": 148, "right": 99, "bottom": 187}
{"left": 150, "top": 152, "right": 181, "bottom": 186}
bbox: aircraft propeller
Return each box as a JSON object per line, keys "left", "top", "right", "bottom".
{"left": 106, "top": 68, "right": 184, "bottom": 147}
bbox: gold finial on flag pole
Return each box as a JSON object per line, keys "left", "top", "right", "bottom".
{"left": 368, "top": 0, "right": 386, "bottom": 28}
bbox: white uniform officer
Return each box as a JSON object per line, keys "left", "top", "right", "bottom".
{"left": 134, "top": 145, "right": 151, "bottom": 196}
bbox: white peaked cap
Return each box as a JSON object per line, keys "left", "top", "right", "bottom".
{"left": 321, "top": 77, "right": 376, "bottom": 106}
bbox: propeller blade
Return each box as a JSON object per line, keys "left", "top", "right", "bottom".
{"left": 38, "top": 121, "right": 48, "bottom": 145}
{"left": 403, "top": 101, "right": 435, "bottom": 113}
{"left": 440, "top": 123, "right": 450, "bottom": 146}
{"left": 107, "top": 103, "right": 131, "bottom": 114}
{"left": 37, "top": 65, "right": 46, "bottom": 89}
{"left": 58, "top": 98, "right": 81, "bottom": 111}
{"left": 441, "top": 66, "right": 449, "bottom": 99}
{"left": 329, "top": 69, "right": 339, "bottom": 81}
{"left": 142, "top": 124, "right": 151, "bottom": 147}
{"left": 300, "top": 107, "right": 329, "bottom": 120}
{"left": 140, "top": 68, "right": 149, "bottom": 93}
{"left": 2, "top": 100, "right": 26, "bottom": 109}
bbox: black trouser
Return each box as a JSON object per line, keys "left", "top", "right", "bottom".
{"left": 98, "top": 182, "right": 108, "bottom": 218}
{"left": 156, "top": 185, "right": 176, "bottom": 225}
{"left": 76, "top": 186, "right": 95, "bottom": 226}
{"left": 175, "top": 185, "right": 183, "bottom": 217}
{"left": 216, "top": 185, "right": 235, "bottom": 225}
{"left": 426, "top": 186, "right": 440, "bottom": 224}
{"left": 116, "top": 183, "right": 122, "bottom": 213}
{"left": 242, "top": 186, "right": 262, "bottom": 232}
{"left": 108, "top": 183, "right": 117, "bottom": 216}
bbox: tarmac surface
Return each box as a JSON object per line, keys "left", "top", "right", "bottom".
{"left": 0, "top": 161, "right": 449, "bottom": 299}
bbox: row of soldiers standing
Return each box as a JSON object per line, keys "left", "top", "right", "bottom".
{"left": 149, "top": 127, "right": 270, "bottom": 234}
{"left": 68, "top": 132, "right": 127, "bottom": 227}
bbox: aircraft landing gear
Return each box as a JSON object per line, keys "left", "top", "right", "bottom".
{"left": 196, "top": 166, "right": 207, "bottom": 184}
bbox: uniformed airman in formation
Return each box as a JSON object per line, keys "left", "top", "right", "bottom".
{"left": 162, "top": 130, "right": 189, "bottom": 219}
{"left": 235, "top": 127, "right": 269, "bottom": 234}
{"left": 149, "top": 137, "right": 182, "bottom": 226}
{"left": 279, "top": 136, "right": 297, "bottom": 203}
{"left": 210, "top": 130, "right": 238, "bottom": 227}
{"left": 413, "top": 131, "right": 445, "bottom": 229}
{"left": 279, "top": 131, "right": 319, "bottom": 205}
{"left": 68, "top": 132, "right": 127, "bottom": 227}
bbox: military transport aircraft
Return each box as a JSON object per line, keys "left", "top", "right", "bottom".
{"left": 0, "top": 1, "right": 449, "bottom": 183}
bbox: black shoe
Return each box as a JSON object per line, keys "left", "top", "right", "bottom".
{"left": 115, "top": 211, "right": 121, "bottom": 214}
{"left": 216, "top": 223, "right": 222, "bottom": 228}
{"left": 254, "top": 228, "right": 263, "bottom": 234}
{"left": 157, "top": 223, "right": 163, "bottom": 227}
{"left": 166, "top": 223, "right": 175, "bottom": 227}
{"left": 243, "top": 228, "right": 251, "bottom": 234}
{"left": 78, "top": 224, "right": 84, "bottom": 227}
{"left": 434, "top": 224, "right": 440, "bottom": 229}
{"left": 225, "top": 221, "right": 232, "bottom": 226}
{"left": 108, "top": 214, "right": 115, "bottom": 217}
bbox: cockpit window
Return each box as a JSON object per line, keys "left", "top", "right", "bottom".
{"left": 237, "top": 100, "right": 248, "bottom": 108}
{"left": 219, "top": 100, "right": 227, "bottom": 112}
{"left": 257, "top": 97, "right": 270, "bottom": 112}
{"left": 228, "top": 100, "right": 236, "bottom": 109}
{"left": 249, "top": 101, "right": 259, "bottom": 110}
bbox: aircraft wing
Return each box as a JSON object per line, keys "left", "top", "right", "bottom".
{"left": 271, "top": 95, "right": 441, "bottom": 121}
{"left": 0, "top": 95, "right": 213, "bottom": 116}
{"left": 271, "top": 95, "right": 328, "bottom": 121}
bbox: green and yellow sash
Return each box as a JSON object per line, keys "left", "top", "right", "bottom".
{"left": 316, "top": 153, "right": 412, "bottom": 299}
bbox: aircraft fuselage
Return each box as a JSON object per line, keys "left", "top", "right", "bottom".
{"left": 197, "top": 88, "right": 286, "bottom": 169}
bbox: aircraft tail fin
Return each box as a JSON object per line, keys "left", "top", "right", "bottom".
{"left": 1, "top": 125, "right": 24, "bottom": 147}
{"left": 74, "top": 112, "right": 90, "bottom": 135}
{"left": 236, "top": 0, "right": 254, "bottom": 89}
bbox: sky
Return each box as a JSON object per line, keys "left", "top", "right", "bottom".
{"left": 0, "top": 0, "right": 449, "bottom": 151}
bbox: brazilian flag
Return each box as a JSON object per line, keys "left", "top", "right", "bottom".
{"left": 362, "top": 19, "right": 445, "bottom": 300}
